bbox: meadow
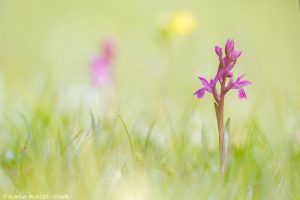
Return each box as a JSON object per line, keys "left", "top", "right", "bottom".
{"left": 0, "top": 1, "right": 300, "bottom": 199}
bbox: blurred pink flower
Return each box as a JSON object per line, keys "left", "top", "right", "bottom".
{"left": 90, "top": 39, "right": 116, "bottom": 86}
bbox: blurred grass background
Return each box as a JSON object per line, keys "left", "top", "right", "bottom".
{"left": 0, "top": 0, "right": 300, "bottom": 199}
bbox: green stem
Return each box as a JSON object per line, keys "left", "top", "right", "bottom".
{"left": 217, "top": 76, "right": 227, "bottom": 176}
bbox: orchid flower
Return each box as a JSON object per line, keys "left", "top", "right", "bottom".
{"left": 230, "top": 74, "right": 252, "bottom": 99}
{"left": 194, "top": 77, "right": 214, "bottom": 99}
{"left": 90, "top": 39, "right": 116, "bottom": 86}
{"left": 194, "top": 39, "right": 250, "bottom": 101}
{"left": 194, "top": 39, "right": 251, "bottom": 176}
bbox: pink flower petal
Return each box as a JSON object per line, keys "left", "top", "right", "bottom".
{"left": 194, "top": 88, "right": 206, "bottom": 99}
{"left": 232, "top": 50, "right": 242, "bottom": 59}
{"left": 226, "top": 71, "right": 233, "bottom": 78}
{"left": 236, "top": 74, "right": 245, "bottom": 83}
{"left": 238, "top": 88, "right": 247, "bottom": 100}
{"left": 215, "top": 68, "right": 226, "bottom": 81}
{"left": 90, "top": 55, "right": 112, "bottom": 85}
{"left": 231, "top": 74, "right": 251, "bottom": 89}
{"left": 198, "top": 77, "right": 210, "bottom": 88}
{"left": 239, "top": 80, "right": 252, "bottom": 87}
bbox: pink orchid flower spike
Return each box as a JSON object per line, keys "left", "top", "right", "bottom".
{"left": 90, "top": 39, "right": 116, "bottom": 86}
{"left": 194, "top": 39, "right": 251, "bottom": 176}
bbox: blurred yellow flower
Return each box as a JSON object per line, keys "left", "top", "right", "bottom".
{"left": 161, "top": 11, "right": 197, "bottom": 38}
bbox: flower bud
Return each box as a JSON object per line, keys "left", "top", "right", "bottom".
{"left": 225, "top": 39, "right": 234, "bottom": 55}
{"left": 215, "top": 46, "right": 222, "bottom": 57}
{"left": 226, "top": 71, "right": 233, "bottom": 78}
{"left": 231, "top": 50, "right": 242, "bottom": 60}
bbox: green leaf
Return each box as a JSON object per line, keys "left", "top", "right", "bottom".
{"left": 119, "top": 115, "right": 135, "bottom": 158}
{"left": 223, "top": 117, "right": 231, "bottom": 167}
{"left": 225, "top": 117, "right": 230, "bottom": 133}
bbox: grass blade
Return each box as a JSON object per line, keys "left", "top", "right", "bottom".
{"left": 118, "top": 115, "right": 135, "bottom": 158}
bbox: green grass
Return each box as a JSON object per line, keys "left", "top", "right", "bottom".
{"left": 1, "top": 1, "right": 300, "bottom": 199}
{"left": 0, "top": 92, "right": 299, "bottom": 199}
